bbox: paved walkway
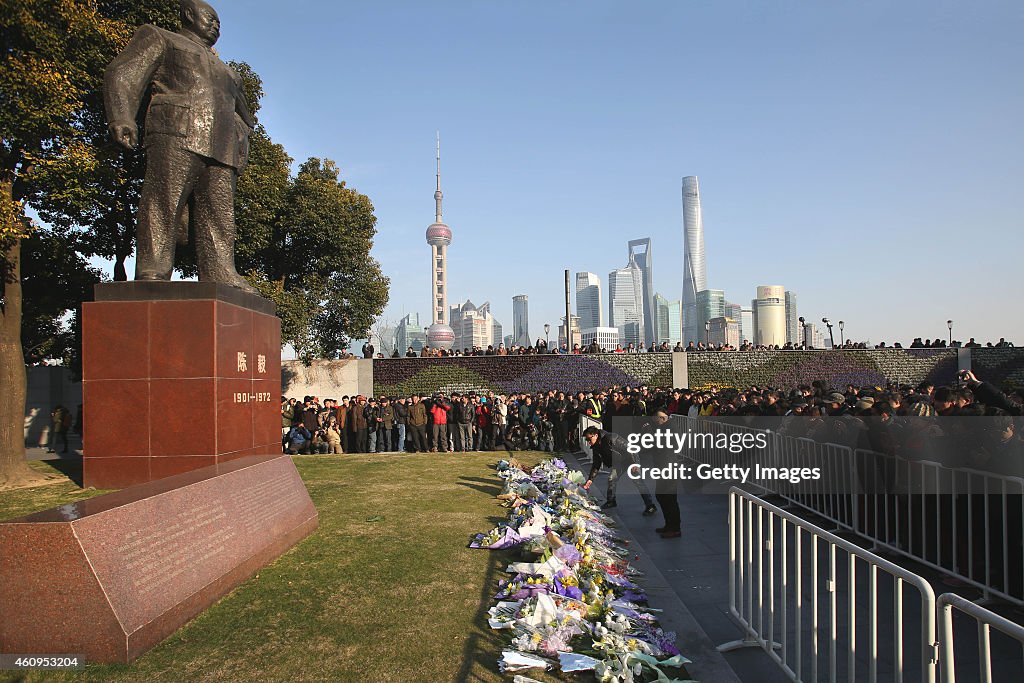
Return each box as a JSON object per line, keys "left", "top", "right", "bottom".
{"left": 25, "top": 433, "right": 81, "bottom": 461}
{"left": 568, "top": 450, "right": 1024, "bottom": 682}
{"left": 567, "top": 451, "right": 791, "bottom": 683}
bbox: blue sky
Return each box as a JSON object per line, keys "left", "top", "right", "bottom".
{"left": 108, "top": 0, "right": 1024, "bottom": 345}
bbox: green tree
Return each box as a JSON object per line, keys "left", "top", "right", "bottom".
{"left": 0, "top": 0, "right": 127, "bottom": 485}
{"left": 251, "top": 158, "right": 389, "bottom": 360}
{"left": 27, "top": 1, "right": 178, "bottom": 280}
{"left": 0, "top": 0, "right": 177, "bottom": 484}
{"left": 21, "top": 229, "right": 103, "bottom": 370}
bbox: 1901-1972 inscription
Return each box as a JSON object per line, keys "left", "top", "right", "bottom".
{"left": 233, "top": 392, "right": 272, "bottom": 403}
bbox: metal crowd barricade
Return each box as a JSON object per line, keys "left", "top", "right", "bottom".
{"left": 577, "top": 414, "right": 602, "bottom": 460}
{"left": 850, "top": 452, "right": 1024, "bottom": 606}
{"left": 679, "top": 415, "right": 1024, "bottom": 607}
{"left": 722, "top": 487, "right": 938, "bottom": 683}
{"left": 937, "top": 592, "right": 1024, "bottom": 683}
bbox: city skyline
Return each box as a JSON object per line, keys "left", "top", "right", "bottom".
{"left": 86, "top": 2, "right": 1024, "bottom": 348}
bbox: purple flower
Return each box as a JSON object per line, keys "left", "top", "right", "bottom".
{"left": 554, "top": 544, "right": 582, "bottom": 565}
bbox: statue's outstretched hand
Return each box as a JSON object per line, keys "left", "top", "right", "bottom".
{"left": 109, "top": 122, "right": 138, "bottom": 150}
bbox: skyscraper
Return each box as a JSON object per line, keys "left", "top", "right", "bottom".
{"left": 609, "top": 255, "right": 644, "bottom": 346}
{"left": 752, "top": 285, "right": 787, "bottom": 346}
{"left": 512, "top": 294, "right": 529, "bottom": 347}
{"left": 725, "top": 302, "right": 743, "bottom": 345}
{"left": 628, "top": 238, "right": 655, "bottom": 345}
{"left": 654, "top": 294, "right": 670, "bottom": 343}
{"left": 708, "top": 317, "right": 740, "bottom": 348}
{"left": 450, "top": 300, "right": 502, "bottom": 351}
{"left": 785, "top": 291, "right": 799, "bottom": 345}
{"left": 395, "top": 312, "right": 427, "bottom": 354}
{"left": 667, "top": 300, "right": 682, "bottom": 345}
{"left": 696, "top": 289, "right": 725, "bottom": 340}
{"left": 653, "top": 294, "right": 683, "bottom": 345}
{"left": 681, "top": 176, "right": 707, "bottom": 345}
{"left": 741, "top": 308, "right": 754, "bottom": 344}
{"left": 575, "top": 272, "right": 603, "bottom": 329}
{"left": 425, "top": 134, "right": 454, "bottom": 350}
{"left": 558, "top": 314, "right": 582, "bottom": 349}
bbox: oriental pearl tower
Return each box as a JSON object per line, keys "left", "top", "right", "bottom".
{"left": 425, "top": 133, "right": 455, "bottom": 350}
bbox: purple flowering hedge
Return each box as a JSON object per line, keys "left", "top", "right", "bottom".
{"left": 373, "top": 354, "right": 674, "bottom": 396}
{"left": 685, "top": 349, "right": 959, "bottom": 390}
{"left": 372, "top": 348, "right": 1002, "bottom": 395}
{"left": 970, "top": 348, "right": 1024, "bottom": 389}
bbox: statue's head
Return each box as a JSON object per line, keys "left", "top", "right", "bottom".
{"left": 180, "top": 0, "right": 220, "bottom": 47}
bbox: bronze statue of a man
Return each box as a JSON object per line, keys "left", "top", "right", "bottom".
{"left": 104, "top": 0, "right": 257, "bottom": 293}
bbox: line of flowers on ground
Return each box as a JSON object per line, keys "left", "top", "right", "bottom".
{"left": 470, "top": 458, "right": 692, "bottom": 682}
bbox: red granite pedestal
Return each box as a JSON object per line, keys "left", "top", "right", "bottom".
{"left": 82, "top": 282, "right": 283, "bottom": 489}
{"left": 0, "top": 455, "right": 317, "bottom": 662}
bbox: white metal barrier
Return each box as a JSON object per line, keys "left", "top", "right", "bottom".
{"left": 675, "top": 415, "right": 1024, "bottom": 606}
{"left": 851, "top": 452, "right": 1024, "bottom": 605}
{"left": 938, "top": 592, "right": 1024, "bottom": 683}
{"left": 578, "top": 414, "right": 602, "bottom": 459}
{"left": 722, "top": 487, "right": 938, "bottom": 682}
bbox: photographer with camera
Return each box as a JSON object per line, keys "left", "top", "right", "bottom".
{"left": 286, "top": 422, "right": 313, "bottom": 455}
{"left": 429, "top": 393, "right": 452, "bottom": 452}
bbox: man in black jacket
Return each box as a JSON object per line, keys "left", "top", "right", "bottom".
{"left": 581, "top": 427, "right": 657, "bottom": 516}
{"left": 453, "top": 395, "right": 474, "bottom": 452}
{"left": 393, "top": 397, "right": 409, "bottom": 452}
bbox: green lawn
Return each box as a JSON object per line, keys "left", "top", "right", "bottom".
{"left": 0, "top": 453, "right": 567, "bottom": 682}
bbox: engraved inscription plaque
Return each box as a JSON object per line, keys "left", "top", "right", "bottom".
{"left": 0, "top": 455, "right": 317, "bottom": 663}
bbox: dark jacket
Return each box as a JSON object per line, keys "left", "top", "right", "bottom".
{"left": 349, "top": 403, "right": 368, "bottom": 431}
{"left": 288, "top": 425, "right": 312, "bottom": 447}
{"left": 393, "top": 402, "right": 409, "bottom": 425}
{"left": 408, "top": 402, "right": 428, "bottom": 427}
{"left": 455, "top": 402, "right": 474, "bottom": 424}
{"left": 973, "top": 381, "right": 1022, "bottom": 416}
{"left": 588, "top": 430, "right": 630, "bottom": 481}
{"left": 379, "top": 405, "right": 395, "bottom": 430}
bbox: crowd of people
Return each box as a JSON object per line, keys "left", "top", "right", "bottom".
{"left": 281, "top": 390, "right": 586, "bottom": 456}
{"left": 359, "top": 337, "right": 1016, "bottom": 358}
{"left": 282, "top": 370, "right": 1022, "bottom": 464}
{"left": 281, "top": 370, "right": 1022, "bottom": 556}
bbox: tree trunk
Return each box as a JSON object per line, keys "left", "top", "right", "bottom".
{"left": 0, "top": 234, "right": 34, "bottom": 487}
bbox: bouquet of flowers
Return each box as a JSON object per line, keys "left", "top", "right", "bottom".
{"left": 472, "top": 458, "right": 693, "bottom": 682}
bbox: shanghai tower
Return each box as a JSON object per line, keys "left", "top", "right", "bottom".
{"left": 681, "top": 176, "right": 707, "bottom": 345}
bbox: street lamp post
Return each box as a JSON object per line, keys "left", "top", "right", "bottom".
{"left": 839, "top": 320, "right": 845, "bottom": 347}
{"left": 543, "top": 323, "right": 550, "bottom": 349}
{"left": 798, "top": 316, "right": 807, "bottom": 349}
{"left": 705, "top": 320, "right": 711, "bottom": 348}
{"left": 822, "top": 318, "right": 835, "bottom": 349}
{"left": 947, "top": 320, "right": 953, "bottom": 346}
